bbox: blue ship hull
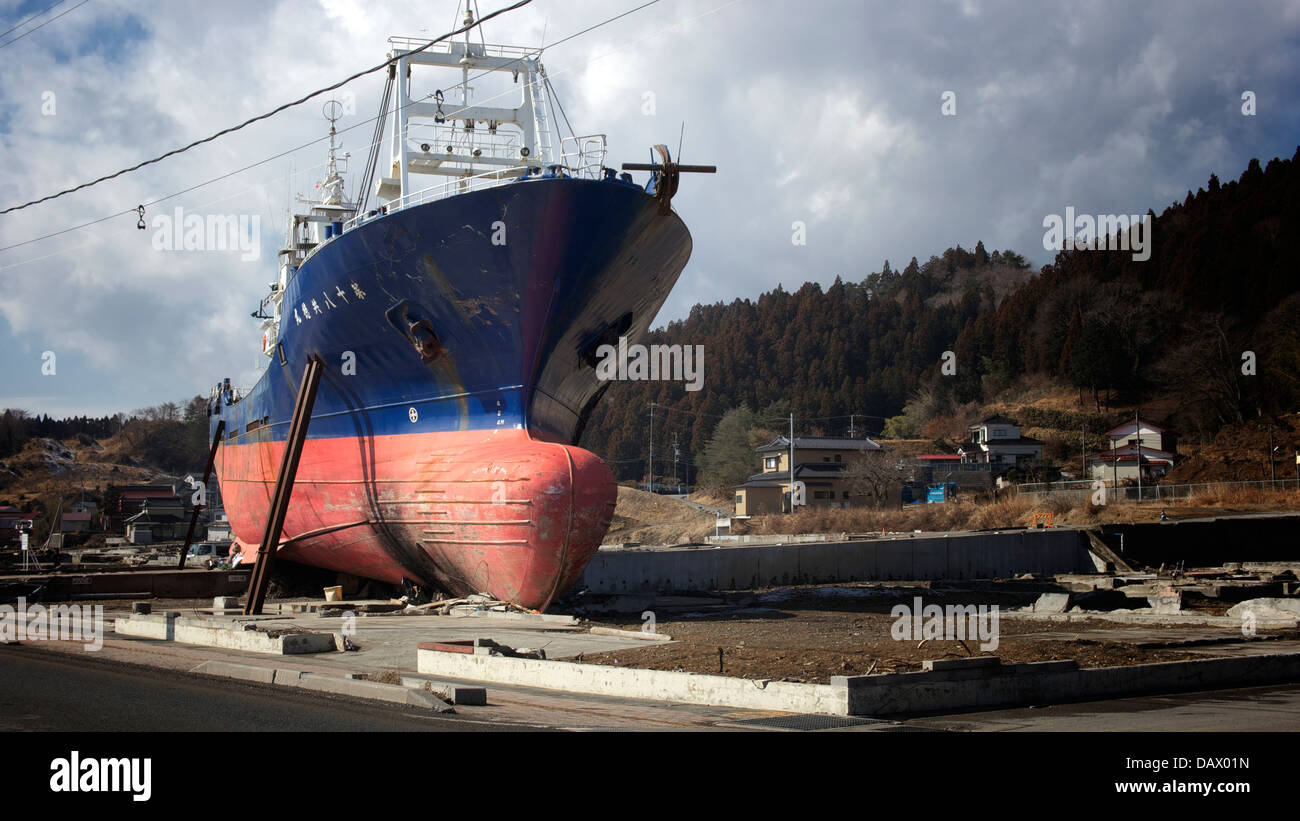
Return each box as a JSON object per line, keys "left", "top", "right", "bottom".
{"left": 208, "top": 174, "right": 692, "bottom": 607}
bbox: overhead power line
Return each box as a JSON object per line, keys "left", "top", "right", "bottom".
{"left": 0, "top": 0, "right": 532, "bottom": 215}
{"left": 0, "top": 0, "right": 68, "bottom": 40}
{"left": 0, "top": 0, "right": 733, "bottom": 258}
{"left": 0, "top": 0, "right": 88, "bottom": 50}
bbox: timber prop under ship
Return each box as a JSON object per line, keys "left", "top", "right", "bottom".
{"left": 208, "top": 14, "right": 708, "bottom": 610}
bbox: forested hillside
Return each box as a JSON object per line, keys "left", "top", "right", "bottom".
{"left": 580, "top": 147, "right": 1300, "bottom": 484}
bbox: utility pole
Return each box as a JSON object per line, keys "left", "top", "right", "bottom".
{"left": 789, "top": 413, "right": 795, "bottom": 514}
{"left": 648, "top": 402, "right": 654, "bottom": 493}
{"left": 1111, "top": 433, "right": 1117, "bottom": 496}
{"left": 849, "top": 414, "right": 855, "bottom": 438}
{"left": 1134, "top": 410, "right": 1142, "bottom": 503}
{"left": 672, "top": 432, "right": 680, "bottom": 489}
{"left": 1269, "top": 426, "right": 1276, "bottom": 482}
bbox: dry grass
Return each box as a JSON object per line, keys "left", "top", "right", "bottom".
{"left": 745, "top": 488, "right": 1300, "bottom": 536}
{"left": 605, "top": 486, "right": 716, "bottom": 545}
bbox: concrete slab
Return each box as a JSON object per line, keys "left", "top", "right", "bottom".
{"left": 113, "top": 614, "right": 339, "bottom": 655}
{"left": 1227, "top": 598, "right": 1300, "bottom": 618}
{"left": 191, "top": 659, "right": 453, "bottom": 711}
{"left": 398, "top": 675, "right": 488, "bottom": 705}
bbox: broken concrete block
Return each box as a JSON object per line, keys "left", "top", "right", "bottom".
{"left": 1226, "top": 598, "right": 1300, "bottom": 619}
{"left": 1147, "top": 590, "right": 1182, "bottom": 614}
{"left": 1032, "top": 593, "right": 1071, "bottom": 613}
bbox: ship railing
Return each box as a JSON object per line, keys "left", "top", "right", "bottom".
{"left": 387, "top": 37, "right": 537, "bottom": 61}
{"left": 407, "top": 122, "right": 523, "bottom": 162}
{"left": 343, "top": 164, "right": 531, "bottom": 231}
{"left": 210, "top": 384, "right": 252, "bottom": 406}
{"left": 560, "top": 134, "right": 608, "bottom": 180}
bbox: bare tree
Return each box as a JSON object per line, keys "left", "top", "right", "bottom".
{"left": 843, "top": 450, "right": 907, "bottom": 508}
{"left": 1156, "top": 312, "right": 1245, "bottom": 431}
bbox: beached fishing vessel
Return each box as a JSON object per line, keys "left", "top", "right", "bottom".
{"left": 208, "top": 10, "right": 705, "bottom": 609}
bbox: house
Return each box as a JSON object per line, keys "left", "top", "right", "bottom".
{"left": 906, "top": 454, "right": 994, "bottom": 489}
{"left": 118, "top": 483, "right": 188, "bottom": 521}
{"left": 957, "top": 415, "right": 1044, "bottom": 466}
{"left": 58, "top": 511, "right": 94, "bottom": 533}
{"left": 734, "top": 436, "right": 886, "bottom": 516}
{"left": 0, "top": 505, "right": 25, "bottom": 544}
{"left": 205, "top": 509, "right": 233, "bottom": 542}
{"left": 124, "top": 501, "right": 187, "bottom": 544}
{"left": 1090, "top": 417, "right": 1176, "bottom": 484}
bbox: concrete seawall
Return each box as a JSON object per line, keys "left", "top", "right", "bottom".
{"left": 1109, "top": 514, "right": 1300, "bottom": 566}
{"left": 580, "top": 529, "right": 1092, "bottom": 594}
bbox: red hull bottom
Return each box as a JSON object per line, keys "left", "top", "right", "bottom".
{"left": 217, "top": 429, "right": 616, "bottom": 610}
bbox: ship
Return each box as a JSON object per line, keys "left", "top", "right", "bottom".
{"left": 207, "top": 11, "right": 706, "bottom": 610}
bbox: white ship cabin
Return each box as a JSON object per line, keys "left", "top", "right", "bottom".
{"left": 256, "top": 8, "right": 612, "bottom": 364}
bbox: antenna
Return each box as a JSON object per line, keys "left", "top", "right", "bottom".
{"left": 677, "top": 121, "right": 685, "bottom": 163}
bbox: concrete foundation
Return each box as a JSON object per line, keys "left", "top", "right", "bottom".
{"left": 417, "top": 644, "right": 1300, "bottom": 717}
{"left": 417, "top": 642, "right": 842, "bottom": 714}
{"left": 114, "top": 613, "right": 339, "bottom": 655}
{"left": 580, "top": 529, "right": 1091, "bottom": 594}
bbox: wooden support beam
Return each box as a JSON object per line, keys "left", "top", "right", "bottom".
{"left": 243, "top": 355, "right": 324, "bottom": 615}
{"left": 178, "top": 419, "right": 226, "bottom": 569}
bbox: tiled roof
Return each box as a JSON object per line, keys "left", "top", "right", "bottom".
{"left": 755, "top": 436, "right": 883, "bottom": 453}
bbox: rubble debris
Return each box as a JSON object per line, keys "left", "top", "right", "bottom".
{"left": 1226, "top": 598, "right": 1300, "bottom": 622}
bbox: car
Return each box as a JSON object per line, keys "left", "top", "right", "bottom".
{"left": 187, "top": 542, "right": 232, "bottom": 560}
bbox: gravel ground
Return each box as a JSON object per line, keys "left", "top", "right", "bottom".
{"left": 569, "top": 584, "right": 1225, "bottom": 683}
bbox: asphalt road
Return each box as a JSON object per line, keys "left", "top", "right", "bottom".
{"left": 0, "top": 647, "right": 542, "bottom": 732}
{"left": 4, "top": 644, "right": 1298, "bottom": 733}
{"left": 897, "top": 682, "right": 1300, "bottom": 732}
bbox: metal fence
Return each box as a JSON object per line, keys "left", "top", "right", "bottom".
{"left": 1016, "top": 478, "right": 1300, "bottom": 504}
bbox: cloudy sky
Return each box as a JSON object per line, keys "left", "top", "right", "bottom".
{"left": 0, "top": 0, "right": 1297, "bottom": 417}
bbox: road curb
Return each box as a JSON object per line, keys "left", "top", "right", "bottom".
{"left": 417, "top": 642, "right": 1300, "bottom": 717}
{"left": 191, "top": 660, "right": 454, "bottom": 712}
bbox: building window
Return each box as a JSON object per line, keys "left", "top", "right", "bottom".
{"left": 814, "top": 490, "right": 831, "bottom": 500}
{"left": 735, "top": 494, "right": 742, "bottom": 505}
{"left": 842, "top": 491, "right": 849, "bottom": 498}
{"left": 764, "top": 457, "right": 778, "bottom": 470}
{"left": 834, "top": 454, "right": 842, "bottom": 462}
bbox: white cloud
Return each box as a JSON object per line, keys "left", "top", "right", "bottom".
{"left": 0, "top": 0, "right": 1297, "bottom": 416}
